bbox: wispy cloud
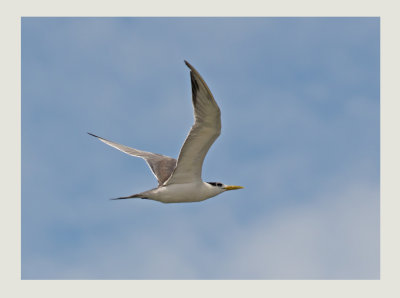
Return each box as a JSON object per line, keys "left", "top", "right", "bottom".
{"left": 22, "top": 17, "right": 379, "bottom": 279}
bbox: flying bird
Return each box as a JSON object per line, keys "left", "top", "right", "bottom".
{"left": 89, "top": 61, "right": 243, "bottom": 203}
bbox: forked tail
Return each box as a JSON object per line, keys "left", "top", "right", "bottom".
{"left": 111, "top": 194, "right": 144, "bottom": 200}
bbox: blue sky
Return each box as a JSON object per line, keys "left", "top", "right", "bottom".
{"left": 21, "top": 17, "right": 379, "bottom": 279}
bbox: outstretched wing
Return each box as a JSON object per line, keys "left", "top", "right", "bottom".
{"left": 88, "top": 133, "right": 176, "bottom": 186}
{"left": 164, "top": 61, "right": 221, "bottom": 185}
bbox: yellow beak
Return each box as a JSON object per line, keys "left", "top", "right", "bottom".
{"left": 223, "top": 185, "right": 244, "bottom": 191}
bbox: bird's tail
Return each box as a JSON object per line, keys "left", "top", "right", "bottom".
{"left": 111, "top": 194, "right": 143, "bottom": 200}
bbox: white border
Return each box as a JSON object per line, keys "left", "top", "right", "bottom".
{"left": 1, "top": 0, "right": 399, "bottom": 297}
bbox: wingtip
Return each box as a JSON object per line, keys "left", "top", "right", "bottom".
{"left": 184, "top": 60, "right": 193, "bottom": 70}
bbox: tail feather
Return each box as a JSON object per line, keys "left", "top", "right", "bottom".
{"left": 111, "top": 194, "right": 143, "bottom": 200}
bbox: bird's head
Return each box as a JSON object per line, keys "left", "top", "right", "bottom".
{"left": 206, "top": 182, "right": 244, "bottom": 192}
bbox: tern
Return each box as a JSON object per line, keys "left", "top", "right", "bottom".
{"left": 89, "top": 61, "right": 243, "bottom": 203}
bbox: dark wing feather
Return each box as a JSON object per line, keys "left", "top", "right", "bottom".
{"left": 164, "top": 61, "right": 221, "bottom": 185}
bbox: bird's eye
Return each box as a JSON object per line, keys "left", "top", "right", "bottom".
{"left": 217, "top": 183, "right": 222, "bottom": 187}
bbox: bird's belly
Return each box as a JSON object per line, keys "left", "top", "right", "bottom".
{"left": 149, "top": 183, "right": 213, "bottom": 203}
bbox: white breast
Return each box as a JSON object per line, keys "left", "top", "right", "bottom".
{"left": 144, "top": 182, "right": 224, "bottom": 203}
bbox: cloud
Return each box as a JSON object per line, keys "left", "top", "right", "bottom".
{"left": 22, "top": 17, "right": 379, "bottom": 279}
{"left": 221, "top": 183, "right": 379, "bottom": 279}
{"left": 22, "top": 174, "right": 378, "bottom": 279}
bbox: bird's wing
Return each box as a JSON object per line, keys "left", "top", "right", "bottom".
{"left": 164, "top": 61, "right": 221, "bottom": 185}
{"left": 88, "top": 133, "right": 176, "bottom": 186}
